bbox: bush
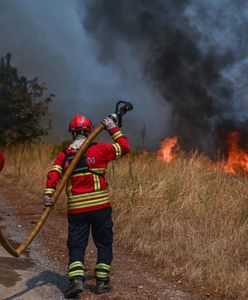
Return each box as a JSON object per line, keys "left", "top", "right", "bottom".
{"left": 0, "top": 53, "right": 54, "bottom": 146}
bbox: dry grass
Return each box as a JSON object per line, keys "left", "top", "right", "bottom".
{"left": 2, "top": 144, "right": 68, "bottom": 206}
{"left": 2, "top": 145, "right": 248, "bottom": 298}
{"left": 2, "top": 144, "right": 53, "bottom": 197}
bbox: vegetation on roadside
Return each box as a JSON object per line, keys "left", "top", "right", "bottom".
{"left": 2, "top": 145, "right": 248, "bottom": 299}
{"left": 0, "top": 53, "right": 54, "bottom": 146}
{"left": 50, "top": 140, "right": 71, "bottom": 159}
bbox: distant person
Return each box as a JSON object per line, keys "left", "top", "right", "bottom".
{"left": 0, "top": 150, "right": 4, "bottom": 171}
{"left": 43, "top": 114, "right": 130, "bottom": 298}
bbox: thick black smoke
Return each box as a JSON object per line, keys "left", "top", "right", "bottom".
{"left": 80, "top": 0, "right": 248, "bottom": 155}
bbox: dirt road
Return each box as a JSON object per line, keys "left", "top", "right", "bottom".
{"left": 0, "top": 178, "right": 198, "bottom": 299}
{"left": 0, "top": 195, "right": 66, "bottom": 300}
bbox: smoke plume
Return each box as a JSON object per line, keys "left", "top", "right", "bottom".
{"left": 81, "top": 0, "right": 248, "bottom": 155}
{"left": 1, "top": 1, "right": 248, "bottom": 153}
{"left": 0, "top": 0, "right": 166, "bottom": 147}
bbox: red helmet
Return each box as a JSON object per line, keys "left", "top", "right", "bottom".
{"left": 69, "top": 114, "right": 93, "bottom": 132}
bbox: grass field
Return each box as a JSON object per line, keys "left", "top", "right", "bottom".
{"left": 2, "top": 144, "right": 248, "bottom": 299}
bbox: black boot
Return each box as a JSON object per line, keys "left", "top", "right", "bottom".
{"left": 95, "top": 280, "right": 112, "bottom": 294}
{"left": 65, "top": 278, "right": 84, "bottom": 299}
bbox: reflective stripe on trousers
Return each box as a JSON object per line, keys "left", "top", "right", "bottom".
{"left": 68, "top": 261, "right": 85, "bottom": 280}
{"left": 95, "top": 263, "right": 111, "bottom": 282}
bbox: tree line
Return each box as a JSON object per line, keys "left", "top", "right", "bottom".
{"left": 0, "top": 53, "right": 54, "bottom": 146}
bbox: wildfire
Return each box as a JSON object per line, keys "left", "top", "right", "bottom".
{"left": 157, "top": 137, "right": 179, "bottom": 163}
{"left": 156, "top": 131, "right": 248, "bottom": 175}
{"left": 221, "top": 131, "right": 248, "bottom": 174}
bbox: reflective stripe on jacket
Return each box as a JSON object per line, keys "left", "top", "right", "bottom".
{"left": 45, "top": 126, "right": 130, "bottom": 214}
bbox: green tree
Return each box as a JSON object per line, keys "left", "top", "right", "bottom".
{"left": 0, "top": 53, "right": 54, "bottom": 146}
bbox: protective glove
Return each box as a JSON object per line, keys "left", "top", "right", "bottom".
{"left": 43, "top": 195, "right": 54, "bottom": 208}
{"left": 102, "top": 114, "right": 118, "bottom": 130}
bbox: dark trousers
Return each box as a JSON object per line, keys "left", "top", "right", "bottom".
{"left": 67, "top": 207, "right": 113, "bottom": 265}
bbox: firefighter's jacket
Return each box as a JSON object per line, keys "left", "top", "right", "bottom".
{"left": 45, "top": 127, "right": 130, "bottom": 214}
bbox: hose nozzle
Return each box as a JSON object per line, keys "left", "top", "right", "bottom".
{"left": 115, "top": 100, "right": 134, "bottom": 127}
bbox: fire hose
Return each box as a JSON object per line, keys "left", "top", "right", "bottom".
{"left": 0, "top": 101, "right": 133, "bottom": 257}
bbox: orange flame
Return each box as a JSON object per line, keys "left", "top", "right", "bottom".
{"left": 221, "top": 131, "right": 248, "bottom": 174}
{"left": 156, "top": 131, "right": 248, "bottom": 175}
{"left": 157, "top": 137, "right": 179, "bottom": 162}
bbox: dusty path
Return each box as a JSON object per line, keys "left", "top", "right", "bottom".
{"left": 0, "top": 177, "right": 200, "bottom": 299}
{"left": 0, "top": 195, "right": 66, "bottom": 299}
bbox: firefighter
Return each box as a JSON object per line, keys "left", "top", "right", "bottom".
{"left": 0, "top": 150, "right": 4, "bottom": 171}
{"left": 43, "top": 114, "right": 130, "bottom": 298}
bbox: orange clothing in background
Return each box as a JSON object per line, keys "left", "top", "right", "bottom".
{"left": 0, "top": 150, "right": 4, "bottom": 171}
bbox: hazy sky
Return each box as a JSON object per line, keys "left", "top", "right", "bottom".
{"left": 1, "top": 0, "right": 248, "bottom": 153}
{"left": 0, "top": 0, "right": 170, "bottom": 149}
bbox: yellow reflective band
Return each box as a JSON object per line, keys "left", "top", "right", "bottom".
{"left": 95, "top": 272, "right": 109, "bottom": 279}
{"left": 71, "top": 169, "right": 105, "bottom": 178}
{"left": 69, "top": 196, "right": 109, "bottom": 207}
{"left": 96, "top": 271, "right": 108, "bottom": 276}
{"left": 69, "top": 270, "right": 85, "bottom": 278}
{"left": 44, "top": 188, "right": 55, "bottom": 194}
{"left": 96, "top": 275, "right": 108, "bottom": 279}
{"left": 72, "top": 172, "right": 92, "bottom": 177}
{"left": 93, "top": 174, "right": 100, "bottom": 191}
{"left": 112, "top": 131, "right": 123, "bottom": 141}
{"left": 68, "top": 198, "right": 110, "bottom": 210}
{"left": 68, "top": 190, "right": 108, "bottom": 202}
{"left": 69, "top": 261, "right": 84, "bottom": 270}
{"left": 90, "top": 168, "right": 106, "bottom": 173}
{"left": 52, "top": 165, "right": 62, "bottom": 173}
{"left": 113, "top": 143, "right": 121, "bottom": 159}
{"left": 96, "top": 263, "right": 111, "bottom": 271}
